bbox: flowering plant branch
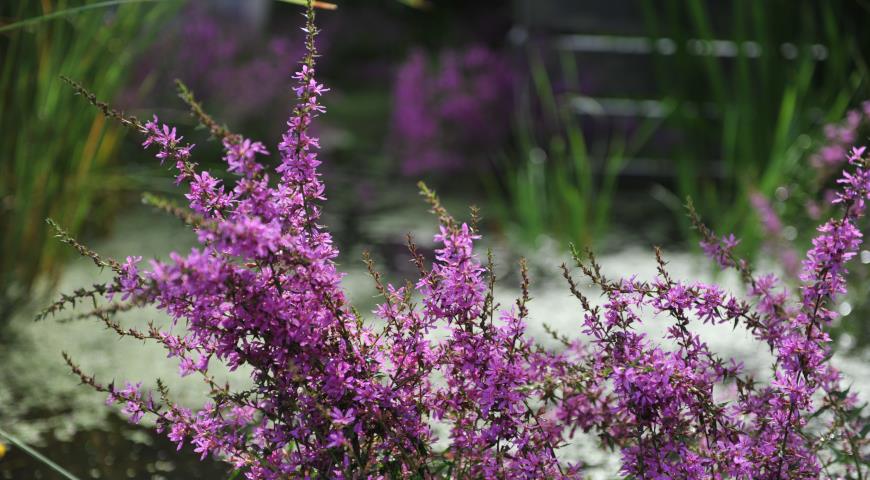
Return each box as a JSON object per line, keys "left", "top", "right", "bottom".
{"left": 45, "top": 2, "right": 870, "bottom": 478}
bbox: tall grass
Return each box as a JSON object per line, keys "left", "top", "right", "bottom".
{"left": 493, "top": 2, "right": 868, "bottom": 252}
{"left": 641, "top": 0, "right": 870, "bottom": 251}
{"left": 0, "top": 0, "right": 175, "bottom": 321}
{"left": 488, "top": 50, "right": 659, "bottom": 248}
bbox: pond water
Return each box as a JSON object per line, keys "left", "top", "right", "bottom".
{"left": 1, "top": 415, "right": 229, "bottom": 479}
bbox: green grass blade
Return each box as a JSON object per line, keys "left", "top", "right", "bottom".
{"left": 0, "top": 427, "right": 82, "bottom": 480}
{"left": 0, "top": 0, "right": 169, "bottom": 33}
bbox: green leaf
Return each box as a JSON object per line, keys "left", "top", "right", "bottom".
{"left": 0, "top": 0, "right": 172, "bottom": 33}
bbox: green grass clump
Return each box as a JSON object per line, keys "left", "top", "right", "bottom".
{"left": 0, "top": 0, "right": 175, "bottom": 321}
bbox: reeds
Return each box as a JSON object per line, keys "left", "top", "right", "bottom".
{"left": 0, "top": 0, "right": 175, "bottom": 321}
{"left": 641, "top": 0, "right": 870, "bottom": 249}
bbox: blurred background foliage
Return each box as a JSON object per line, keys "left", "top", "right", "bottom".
{"left": 641, "top": 0, "right": 870, "bottom": 249}
{"left": 500, "top": 0, "right": 870, "bottom": 252}
{"left": 0, "top": 0, "right": 178, "bottom": 321}
{"left": 2, "top": 0, "right": 870, "bottom": 330}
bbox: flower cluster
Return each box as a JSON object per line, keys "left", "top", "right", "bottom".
{"left": 802, "top": 101, "right": 870, "bottom": 224}
{"left": 549, "top": 150, "right": 870, "bottom": 476}
{"left": 812, "top": 103, "right": 870, "bottom": 170}
{"left": 751, "top": 104, "right": 870, "bottom": 349}
{"left": 48, "top": 4, "right": 869, "bottom": 479}
{"left": 390, "top": 45, "right": 515, "bottom": 176}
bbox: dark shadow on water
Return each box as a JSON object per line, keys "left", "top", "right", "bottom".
{"left": 1, "top": 414, "right": 229, "bottom": 479}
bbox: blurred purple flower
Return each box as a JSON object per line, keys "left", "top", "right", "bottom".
{"left": 390, "top": 45, "right": 516, "bottom": 177}
{"left": 123, "top": 3, "right": 323, "bottom": 126}
{"left": 811, "top": 101, "right": 870, "bottom": 170}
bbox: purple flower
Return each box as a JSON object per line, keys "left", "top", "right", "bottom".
{"left": 390, "top": 45, "right": 515, "bottom": 176}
